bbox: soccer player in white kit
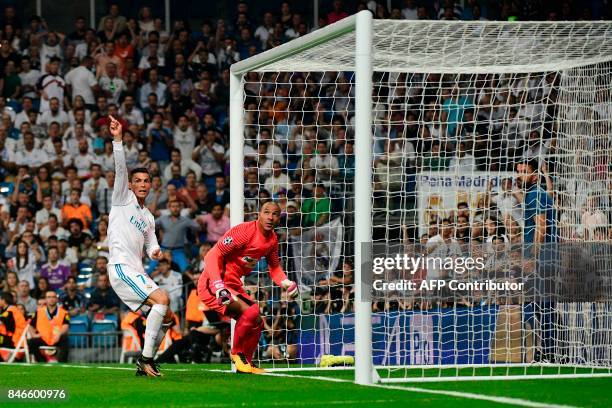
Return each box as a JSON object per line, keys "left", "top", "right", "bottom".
{"left": 107, "top": 115, "right": 171, "bottom": 377}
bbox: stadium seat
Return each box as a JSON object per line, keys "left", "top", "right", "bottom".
{"left": 103, "top": 314, "right": 119, "bottom": 327}
{"left": 68, "top": 315, "right": 90, "bottom": 348}
{"left": 91, "top": 320, "right": 118, "bottom": 348}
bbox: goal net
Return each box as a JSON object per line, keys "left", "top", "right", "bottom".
{"left": 229, "top": 13, "right": 612, "bottom": 382}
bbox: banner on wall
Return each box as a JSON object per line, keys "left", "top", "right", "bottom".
{"left": 416, "top": 171, "right": 515, "bottom": 235}
{"left": 297, "top": 307, "right": 500, "bottom": 365}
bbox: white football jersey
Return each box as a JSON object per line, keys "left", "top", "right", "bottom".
{"left": 108, "top": 142, "right": 160, "bottom": 273}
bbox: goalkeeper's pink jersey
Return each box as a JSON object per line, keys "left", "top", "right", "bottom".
{"left": 202, "top": 220, "right": 286, "bottom": 290}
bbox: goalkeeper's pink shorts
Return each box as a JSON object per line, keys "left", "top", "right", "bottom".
{"left": 197, "top": 274, "right": 251, "bottom": 316}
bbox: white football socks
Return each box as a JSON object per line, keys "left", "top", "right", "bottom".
{"left": 142, "top": 304, "right": 167, "bottom": 359}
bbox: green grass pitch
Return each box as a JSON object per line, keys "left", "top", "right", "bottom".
{"left": 0, "top": 364, "right": 611, "bottom": 407}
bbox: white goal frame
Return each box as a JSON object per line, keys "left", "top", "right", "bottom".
{"left": 229, "top": 11, "right": 612, "bottom": 384}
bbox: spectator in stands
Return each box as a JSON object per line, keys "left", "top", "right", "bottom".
{"left": 65, "top": 56, "right": 97, "bottom": 106}
{"left": 38, "top": 97, "right": 69, "bottom": 131}
{"left": 173, "top": 115, "right": 197, "bottom": 159}
{"left": 327, "top": 0, "right": 349, "bottom": 24}
{"left": 7, "top": 240, "right": 40, "bottom": 288}
{"left": 301, "top": 184, "right": 331, "bottom": 228}
{"left": 580, "top": 194, "right": 607, "bottom": 241}
{"left": 95, "top": 170, "right": 115, "bottom": 216}
{"left": 192, "top": 128, "right": 226, "bottom": 190}
{"left": 83, "top": 163, "right": 107, "bottom": 207}
{"left": 40, "top": 246, "right": 71, "bottom": 291}
{"left": 15, "top": 132, "right": 49, "bottom": 170}
{"left": 59, "top": 276, "right": 85, "bottom": 317}
{"left": 98, "top": 62, "right": 126, "bottom": 105}
{"left": 73, "top": 139, "right": 96, "bottom": 178}
{"left": 146, "top": 111, "right": 172, "bottom": 166}
{"left": 57, "top": 238, "right": 78, "bottom": 273}
{"left": 489, "top": 178, "right": 523, "bottom": 226}
{"left": 197, "top": 203, "right": 230, "bottom": 244}
{"left": 448, "top": 141, "right": 476, "bottom": 172}
{"left": 15, "top": 280, "right": 37, "bottom": 316}
{"left": 193, "top": 184, "right": 215, "bottom": 216}
{"left": 152, "top": 258, "right": 183, "bottom": 314}
{"left": 155, "top": 200, "right": 200, "bottom": 272}
{"left": 0, "top": 291, "right": 27, "bottom": 351}
{"left": 19, "top": 58, "right": 41, "bottom": 100}
{"left": 426, "top": 218, "right": 462, "bottom": 279}
{"left": 140, "top": 69, "right": 167, "bottom": 107}
{"left": 38, "top": 57, "right": 65, "bottom": 113}
{"left": 517, "top": 159, "right": 557, "bottom": 246}
{"left": 28, "top": 290, "right": 70, "bottom": 362}
{"left": 212, "top": 176, "right": 230, "bottom": 209}
{"left": 162, "top": 148, "right": 202, "bottom": 183}
{"left": 87, "top": 273, "right": 119, "bottom": 316}
{"left": 264, "top": 161, "right": 290, "bottom": 196}
{"left": 61, "top": 189, "right": 92, "bottom": 229}
{"left": 1, "top": 271, "right": 19, "bottom": 297}
{"left": 35, "top": 195, "right": 61, "bottom": 231}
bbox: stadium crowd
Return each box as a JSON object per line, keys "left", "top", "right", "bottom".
{"left": 0, "top": 0, "right": 611, "bottom": 363}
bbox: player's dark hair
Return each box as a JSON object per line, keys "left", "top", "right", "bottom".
{"left": 129, "top": 167, "right": 151, "bottom": 182}
{"left": 518, "top": 158, "right": 539, "bottom": 173}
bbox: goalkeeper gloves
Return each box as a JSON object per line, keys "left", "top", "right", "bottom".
{"left": 281, "top": 279, "right": 299, "bottom": 299}
{"left": 216, "top": 288, "right": 232, "bottom": 306}
{"left": 212, "top": 280, "right": 232, "bottom": 306}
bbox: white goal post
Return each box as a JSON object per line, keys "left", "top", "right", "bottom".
{"left": 229, "top": 11, "right": 612, "bottom": 384}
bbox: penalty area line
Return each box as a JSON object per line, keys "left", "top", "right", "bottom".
{"left": 261, "top": 371, "right": 579, "bottom": 408}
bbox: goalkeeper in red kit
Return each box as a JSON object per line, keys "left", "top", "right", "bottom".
{"left": 197, "top": 201, "right": 298, "bottom": 374}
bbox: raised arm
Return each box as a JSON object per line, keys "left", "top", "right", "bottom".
{"left": 109, "top": 115, "right": 131, "bottom": 206}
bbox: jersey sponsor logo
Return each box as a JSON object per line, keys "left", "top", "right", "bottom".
{"left": 223, "top": 236, "right": 233, "bottom": 245}
{"left": 129, "top": 215, "right": 147, "bottom": 235}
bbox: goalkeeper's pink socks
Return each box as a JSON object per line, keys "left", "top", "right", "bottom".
{"left": 232, "top": 303, "right": 263, "bottom": 362}
{"left": 243, "top": 314, "right": 264, "bottom": 363}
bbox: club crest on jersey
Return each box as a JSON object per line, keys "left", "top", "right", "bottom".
{"left": 223, "top": 236, "right": 233, "bottom": 245}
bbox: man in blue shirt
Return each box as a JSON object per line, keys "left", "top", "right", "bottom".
{"left": 517, "top": 158, "right": 558, "bottom": 363}
{"left": 518, "top": 159, "right": 557, "bottom": 245}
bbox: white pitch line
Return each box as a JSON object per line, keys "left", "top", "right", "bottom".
{"left": 262, "top": 371, "right": 579, "bottom": 408}
{"left": 0, "top": 363, "right": 583, "bottom": 407}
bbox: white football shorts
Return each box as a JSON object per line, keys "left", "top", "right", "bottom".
{"left": 108, "top": 263, "right": 159, "bottom": 311}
